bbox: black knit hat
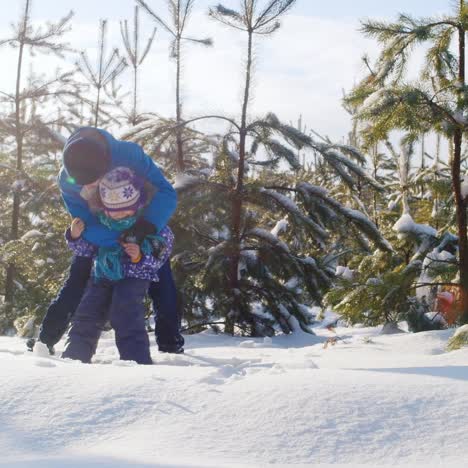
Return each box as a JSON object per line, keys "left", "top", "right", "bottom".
{"left": 63, "top": 135, "right": 111, "bottom": 185}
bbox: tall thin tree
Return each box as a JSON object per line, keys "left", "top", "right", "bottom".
{"left": 136, "top": 0, "right": 212, "bottom": 172}
{"left": 346, "top": 0, "right": 468, "bottom": 323}
{"left": 77, "top": 20, "right": 127, "bottom": 127}
{"left": 130, "top": 0, "right": 387, "bottom": 335}
{"left": 0, "top": 0, "right": 73, "bottom": 302}
{"left": 209, "top": 1, "right": 298, "bottom": 332}
{"left": 120, "top": 6, "right": 157, "bottom": 125}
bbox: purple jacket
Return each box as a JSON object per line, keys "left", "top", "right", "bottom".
{"left": 66, "top": 226, "right": 174, "bottom": 283}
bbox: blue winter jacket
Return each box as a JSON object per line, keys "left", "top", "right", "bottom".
{"left": 59, "top": 127, "right": 177, "bottom": 247}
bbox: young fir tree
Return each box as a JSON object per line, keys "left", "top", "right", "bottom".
{"left": 325, "top": 204, "right": 457, "bottom": 332}
{"left": 346, "top": 0, "right": 468, "bottom": 323}
{"left": 136, "top": 0, "right": 213, "bottom": 172}
{"left": 0, "top": 125, "right": 71, "bottom": 335}
{"left": 343, "top": 88, "right": 385, "bottom": 226}
{"left": 120, "top": 5, "right": 157, "bottom": 126}
{"left": 325, "top": 132, "right": 459, "bottom": 331}
{"left": 76, "top": 19, "right": 128, "bottom": 127}
{"left": 0, "top": 68, "right": 78, "bottom": 333}
{"left": 0, "top": 0, "right": 73, "bottom": 312}
{"left": 121, "top": 114, "right": 215, "bottom": 174}
{"left": 167, "top": 1, "right": 391, "bottom": 336}
{"left": 384, "top": 137, "right": 416, "bottom": 215}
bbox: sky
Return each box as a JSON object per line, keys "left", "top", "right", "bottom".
{"left": 0, "top": 0, "right": 455, "bottom": 151}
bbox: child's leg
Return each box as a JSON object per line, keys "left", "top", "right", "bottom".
{"left": 110, "top": 278, "right": 152, "bottom": 365}
{"left": 62, "top": 279, "right": 112, "bottom": 363}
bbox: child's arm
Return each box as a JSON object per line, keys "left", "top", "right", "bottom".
{"left": 65, "top": 218, "right": 97, "bottom": 258}
{"left": 122, "top": 243, "right": 143, "bottom": 263}
{"left": 58, "top": 168, "right": 120, "bottom": 247}
{"left": 149, "top": 226, "right": 174, "bottom": 270}
{"left": 123, "top": 227, "right": 174, "bottom": 276}
{"left": 70, "top": 218, "right": 85, "bottom": 240}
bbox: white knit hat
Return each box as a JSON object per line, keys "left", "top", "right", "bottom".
{"left": 99, "top": 166, "right": 144, "bottom": 212}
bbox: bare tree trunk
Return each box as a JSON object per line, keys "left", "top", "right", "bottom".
{"left": 94, "top": 21, "right": 106, "bottom": 128}
{"left": 454, "top": 19, "right": 468, "bottom": 323}
{"left": 132, "top": 65, "right": 138, "bottom": 126}
{"left": 419, "top": 133, "right": 426, "bottom": 196}
{"left": 372, "top": 144, "right": 379, "bottom": 228}
{"left": 420, "top": 133, "right": 425, "bottom": 170}
{"left": 433, "top": 133, "right": 441, "bottom": 229}
{"left": 94, "top": 85, "right": 101, "bottom": 127}
{"left": 5, "top": 0, "right": 29, "bottom": 302}
{"left": 227, "top": 28, "right": 253, "bottom": 335}
{"left": 175, "top": 35, "right": 185, "bottom": 172}
{"left": 132, "top": 6, "right": 139, "bottom": 126}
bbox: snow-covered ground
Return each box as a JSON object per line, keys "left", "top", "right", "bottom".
{"left": 1, "top": 325, "right": 468, "bottom": 467}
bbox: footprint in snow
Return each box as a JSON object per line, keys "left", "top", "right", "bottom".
{"left": 198, "top": 364, "right": 247, "bottom": 385}
{"left": 239, "top": 340, "right": 256, "bottom": 348}
{"left": 238, "top": 337, "right": 273, "bottom": 348}
{"left": 33, "top": 358, "right": 56, "bottom": 368}
{"left": 0, "top": 348, "right": 24, "bottom": 356}
{"left": 111, "top": 360, "right": 138, "bottom": 367}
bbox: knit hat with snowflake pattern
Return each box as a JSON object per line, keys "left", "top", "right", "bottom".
{"left": 99, "top": 166, "right": 145, "bottom": 213}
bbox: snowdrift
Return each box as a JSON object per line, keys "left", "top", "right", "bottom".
{"left": 1, "top": 327, "right": 468, "bottom": 467}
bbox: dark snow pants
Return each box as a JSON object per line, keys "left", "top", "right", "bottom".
{"left": 149, "top": 260, "right": 185, "bottom": 352}
{"left": 39, "top": 256, "right": 184, "bottom": 351}
{"left": 62, "top": 277, "right": 152, "bottom": 364}
{"left": 39, "top": 256, "right": 92, "bottom": 346}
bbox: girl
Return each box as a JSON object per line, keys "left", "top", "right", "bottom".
{"left": 62, "top": 167, "right": 174, "bottom": 364}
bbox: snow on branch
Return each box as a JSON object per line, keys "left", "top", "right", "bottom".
{"left": 314, "top": 143, "right": 384, "bottom": 191}
{"left": 299, "top": 256, "right": 333, "bottom": 288}
{"left": 297, "top": 182, "right": 393, "bottom": 252}
{"left": 271, "top": 218, "right": 288, "bottom": 237}
{"left": 259, "top": 188, "right": 328, "bottom": 242}
{"left": 247, "top": 228, "right": 290, "bottom": 253}
{"left": 174, "top": 173, "right": 203, "bottom": 191}
{"left": 393, "top": 213, "right": 437, "bottom": 239}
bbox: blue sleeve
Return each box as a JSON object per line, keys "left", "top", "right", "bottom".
{"left": 58, "top": 169, "right": 93, "bottom": 224}
{"left": 82, "top": 225, "right": 120, "bottom": 247}
{"left": 58, "top": 169, "right": 120, "bottom": 247}
{"left": 120, "top": 143, "right": 177, "bottom": 231}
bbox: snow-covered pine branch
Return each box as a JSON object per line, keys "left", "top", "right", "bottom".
{"left": 258, "top": 188, "right": 328, "bottom": 244}
{"left": 297, "top": 182, "right": 393, "bottom": 252}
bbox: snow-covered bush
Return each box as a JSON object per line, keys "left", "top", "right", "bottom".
{"left": 325, "top": 196, "right": 457, "bottom": 330}
{"left": 447, "top": 325, "right": 468, "bottom": 351}
{"left": 325, "top": 250, "right": 420, "bottom": 326}
{"left": 345, "top": 1, "right": 468, "bottom": 323}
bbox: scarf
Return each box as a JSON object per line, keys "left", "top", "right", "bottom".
{"left": 94, "top": 212, "right": 157, "bottom": 282}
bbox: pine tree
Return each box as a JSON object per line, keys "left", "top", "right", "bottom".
{"left": 346, "top": 0, "right": 468, "bottom": 322}
{"left": 0, "top": 0, "right": 73, "bottom": 307}
{"left": 324, "top": 131, "right": 460, "bottom": 330}
{"left": 166, "top": 1, "right": 390, "bottom": 336}
{"left": 210, "top": 1, "right": 307, "bottom": 334}
{"left": 136, "top": 0, "right": 213, "bottom": 172}
{"left": 121, "top": 114, "right": 215, "bottom": 174}
{"left": 76, "top": 19, "right": 127, "bottom": 127}
{"left": 120, "top": 5, "right": 157, "bottom": 125}
{"left": 0, "top": 87, "right": 75, "bottom": 333}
